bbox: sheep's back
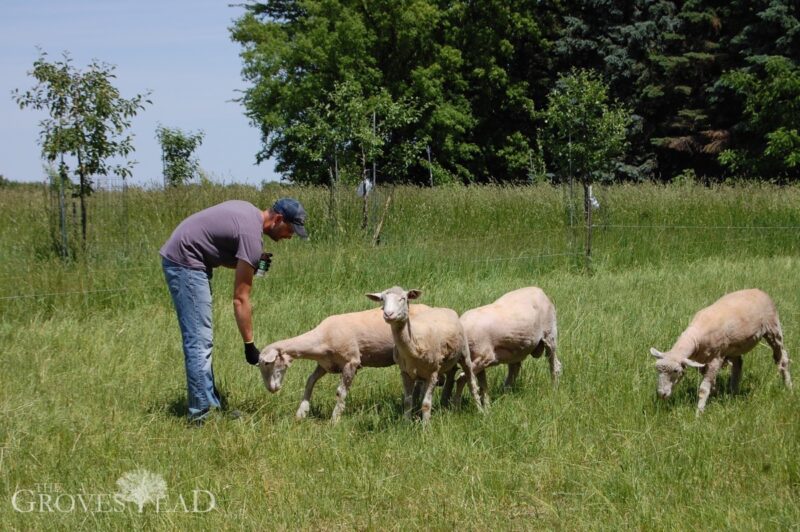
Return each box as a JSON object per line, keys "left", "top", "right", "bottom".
{"left": 407, "top": 307, "right": 465, "bottom": 357}
{"left": 689, "top": 289, "right": 778, "bottom": 356}
{"left": 461, "top": 287, "right": 553, "bottom": 348}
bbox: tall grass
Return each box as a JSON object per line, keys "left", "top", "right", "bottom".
{"left": 1, "top": 182, "right": 799, "bottom": 529}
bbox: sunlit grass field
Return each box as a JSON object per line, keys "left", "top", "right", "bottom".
{"left": 1, "top": 182, "right": 799, "bottom": 529}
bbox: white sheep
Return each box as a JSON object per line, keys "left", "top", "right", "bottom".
{"left": 259, "top": 305, "right": 430, "bottom": 422}
{"left": 366, "top": 286, "right": 484, "bottom": 423}
{"left": 650, "top": 288, "right": 792, "bottom": 415}
{"left": 456, "top": 287, "right": 561, "bottom": 407}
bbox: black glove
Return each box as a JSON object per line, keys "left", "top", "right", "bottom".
{"left": 244, "top": 342, "right": 260, "bottom": 365}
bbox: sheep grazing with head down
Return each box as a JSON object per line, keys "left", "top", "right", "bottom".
{"left": 457, "top": 286, "right": 561, "bottom": 407}
{"left": 258, "top": 305, "right": 430, "bottom": 423}
{"left": 366, "top": 286, "right": 484, "bottom": 423}
{"left": 650, "top": 288, "right": 792, "bottom": 415}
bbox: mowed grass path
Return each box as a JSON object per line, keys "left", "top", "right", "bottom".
{"left": 1, "top": 183, "right": 799, "bottom": 529}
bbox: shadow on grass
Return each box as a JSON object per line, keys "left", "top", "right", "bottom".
{"left": 646, "top": 372, "right": 755, "bottom": 412}
{"left": 147, "top": 387, "right": 234, "bottom": 419}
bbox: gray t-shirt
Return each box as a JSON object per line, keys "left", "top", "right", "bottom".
{"left": 160, "top": 200, "right": 264, "bottom": 271}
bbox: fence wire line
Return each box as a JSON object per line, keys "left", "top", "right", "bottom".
{"left": 4, "top": 223, "right": 792, "bottom": 283}
{"left": 0, "top": 228, "right": 575, "bottom": 282}
{"left": 0, "top": 287, "right": 129, "bottom": 301}
{"left": 601, "top": 233, "right": 795, "bottom": 250}
{"left": 3, "top": 229, "right": 798, "bottom": 301}
{"left": 0, "top": 249, "right": 581, "bottom": 300}
{"left": 594, "top": 224, "right": 800, "bottom": 230}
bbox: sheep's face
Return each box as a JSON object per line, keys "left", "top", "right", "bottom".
{"left": 650, "top": 347, "right": 704, "bottom": 399}
{"left": 259, "top": 348, "right": 292, "bottom": 392}
{"left": 366, "top": 287, "right": 422, "bottom": 324}
{"left": 654, "top": 358, "right": 685, "bottom": 398}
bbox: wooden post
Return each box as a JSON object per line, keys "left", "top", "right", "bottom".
{"left": 372, "top": 189, "right": 393, "bottom": 247}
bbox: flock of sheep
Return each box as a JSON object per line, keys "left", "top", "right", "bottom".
{"left": 258, "top": 286, "right": 792, "bottom": 422}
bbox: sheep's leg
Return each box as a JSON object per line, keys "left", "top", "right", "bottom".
{"left": 531, "top": 341, "right": 545, "bottom": 359}
{"left": 504, "top": 363, "right": 521, "bottom": 389}
{"left": 544, "top": 335, "right": 562, "bottom": 384}
{"left": 765, "top": 329, "right": 793, "bottom": 389}
{"left": 412, "top": 379, "right": 424, "bottom": 414}
{"left": 331, "top": 363, "right": 357, "bottom": 424}
{"left": 441, "top": 367, "right": 458, "bottom": 408}
{"left": 296, "top": 364, "right": 327, "bottom": 420}
{"left": 699, "top": 365, "right": 718, "bottom": 395}
{"left": 420, "top": 373, "right": 438, "bottom": 424}
{"left": 477, "top": 370, "right": 490, "bottom": 408}
{"left": 459, "top": 349, "right": 485, "bottom": 413}
{"left": 729, "top": 357, "right": 743, "bottom": 395}
{"left": 453, "top": 373, "right": 467, "bottom": 408}
{"left": 401, "top": 372, "right": 415, "bottom": 420}
{"left": 696, "top": 358, "right": 724, "bottom": 416}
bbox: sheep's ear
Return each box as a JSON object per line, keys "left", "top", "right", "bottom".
{"left": 366, "top": 292, "right": 383, "bottom": 302}
{"left": 260, "top": 349, "right": 278, "bottom": 364}
{"left": 650, "top": 348, "right": 664, "bottom": 359}
{"left": 407, "top": 289, "right": 422, "bottom": 300}
{"left": 683, "top": 358, "right": 705, "bottom": 369}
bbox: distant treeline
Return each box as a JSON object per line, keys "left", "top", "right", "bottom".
{"left": 232, "top": 0, "right": 799, "bottom": 185}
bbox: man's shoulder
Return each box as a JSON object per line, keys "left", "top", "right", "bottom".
{"left": 216, "top": 199, "right": 258, "bottom": 211}
{"left": 205, "top": 200, "right": 261, "bottom": 222}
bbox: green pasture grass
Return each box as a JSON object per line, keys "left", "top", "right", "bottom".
{"left": 1, "top": 182, "right": 799, "bottom": 529}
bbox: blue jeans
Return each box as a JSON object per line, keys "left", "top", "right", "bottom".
{"left": 162, "top": 257, "right": 220, "bottom": 420}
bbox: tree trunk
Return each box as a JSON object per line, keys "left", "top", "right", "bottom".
{"left": 77, "top": 152, "right": 87, "bottom": 247}
{"left": 57, "top": 160, "right": 69, "bottom": 259}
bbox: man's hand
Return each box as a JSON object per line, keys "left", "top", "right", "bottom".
{"left": 256, "top": 252, "right": 273, "bottom": 276}
{"left": 244, "top": 342, "right": 260, "bottom": 365}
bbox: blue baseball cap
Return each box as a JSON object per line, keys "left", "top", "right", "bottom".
{"left": 272, "top": 197, "right": 308, "bottom": 239}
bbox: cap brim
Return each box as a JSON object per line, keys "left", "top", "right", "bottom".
{"left": 292, "top": 223, "right": 308, "bottom": 239}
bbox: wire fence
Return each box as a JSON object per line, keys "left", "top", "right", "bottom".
{"left": 2, "top": 181, "right": 799, "bottom": 302}
{"left": 2, "top": 228, "right": 797, "bottom": 302}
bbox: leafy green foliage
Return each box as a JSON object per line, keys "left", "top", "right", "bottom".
{"left": 232, "top": 0, "right": 550, "bottom": 184}
{"left": 718, "top": 55, "right": 800, "bottom": 178}
{"left": 279, "top": 79, "right": 423, "bottom": 185}
{"left": 155, "top": 125, "right": 205, "bottom": 187}
{"left": 13, "top": 50, "right": 150, "bottom": 244}
{"left": 13, "top": 51, "right": 150, "bottom": 190}
{"left": 232, "top": 0, "right": 799, "bottom": 183}
{"left": 539, "top": 69, "right": 632, "bottom": 184}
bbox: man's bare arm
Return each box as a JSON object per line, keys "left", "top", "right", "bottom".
{"left": 233, "top": 259, "right": 255, "bottom": 343}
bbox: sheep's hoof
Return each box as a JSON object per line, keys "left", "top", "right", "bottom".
{"left": 295, "top": 402, "right": 310, "bottom": 420}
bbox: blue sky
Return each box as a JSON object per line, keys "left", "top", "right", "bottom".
{"left": 1, "top": 1, "right": 280, "bottom": 186}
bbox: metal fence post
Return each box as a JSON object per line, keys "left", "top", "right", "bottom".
{"left": 584, "top": 182, "right": 593, "bottom": 271}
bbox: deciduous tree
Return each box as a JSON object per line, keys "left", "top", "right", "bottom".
{"left": 13, "top": 51, "right": 150, "bottom": 243}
